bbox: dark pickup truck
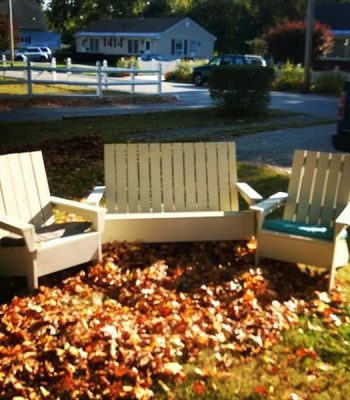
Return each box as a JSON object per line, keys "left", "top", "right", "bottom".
{"left": 333, "top": 81, "right": 350, "bottom": 152}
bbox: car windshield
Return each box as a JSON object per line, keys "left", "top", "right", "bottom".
{"left": 208, "top": 57, "right": 221, "bottom": 66}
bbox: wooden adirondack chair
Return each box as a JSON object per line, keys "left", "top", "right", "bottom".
{"left": 251, "top": 149, "right": 350, "bottom": 289}
{"left": 86, "top": 142, "right": 262, "bottom": 243}
{"left": 0, "top": 151, "right": 105, "bottom": 291}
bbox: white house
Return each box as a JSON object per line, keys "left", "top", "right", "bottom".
{"left": 74, "top": 17, "right": 216, "bottom": 59}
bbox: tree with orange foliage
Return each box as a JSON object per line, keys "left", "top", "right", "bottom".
{"left": 263, "top": 20, "right": 334, "bottom": 65}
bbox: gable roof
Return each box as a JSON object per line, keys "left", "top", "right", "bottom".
{"left": 315, "top": 3, "right": 350, "bottom": 30}
{"left": 0, "top": 0, "right": 47, "bottom": 30}
{"left": 83, "top": 17, "right": 185, "bottom": 34}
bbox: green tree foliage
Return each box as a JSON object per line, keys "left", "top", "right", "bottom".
{"left": 45, "top": 0, "right": 148, "bottom": 45}
{"left": 264, "top": 20, "right": 334, "bottom": 64}
{"left": 190, "top": 0, "right": 253, "bottom": 53}
{"left": 145, "top": 0, "right": 192, "bottom": 16}
{"left": 0, "top": 12, "right": 18, "bottom": 52}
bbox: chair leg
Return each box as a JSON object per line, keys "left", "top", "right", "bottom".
{"left": 27, "top": 259, "right": 39, "bottom": 292}
{"left": 254, "top": 249, "right": 260, "bottom": 266}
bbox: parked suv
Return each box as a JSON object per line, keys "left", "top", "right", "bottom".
{"left": 192, "top": 54, "right": 267, "bottom": 86}
{"left": 15, "top": 47, "right": 50, "bottom": 62}
{"left": 332, "top": 81, "right": 350, "bottom": 152}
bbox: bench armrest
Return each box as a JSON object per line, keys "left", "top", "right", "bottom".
{"left": 0, "top": 215, "right": 36, "bottom": 252}
{"left": 236, "top": 182, "right": 263, "bottom": 206}
{"left": 85, "top": 186, "right": 105, "bottom": 207}
{"left": 250, "top": 192, "right": 288, "bottom": 215}
{"left": 50, "top": 196, "right": 105, "bottom": 232}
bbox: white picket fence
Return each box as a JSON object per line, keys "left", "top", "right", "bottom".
{"left": 0, "top": 56, "right": 163, "bottom": 97}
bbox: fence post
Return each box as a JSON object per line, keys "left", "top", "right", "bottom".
{"left": 26, "top": 57, "right": 33, "bottom": 98}
{"left": 1, "top": 54, "right": 6, "bottom": 78}
{"left": 158, "top": 63, "right": 162, "bottom": 95}
{"left": 96, "top": 61, "right": 102, "bottom": 97}
{"left": 130, "top": 63, "right": 135, "bottom": 95}
{"left": 102, "top": 59, "right": 108, "bottom": 90}
{"left": 51, "top": 57, "right": 57, "bottom": 81}
{"left": 67, "top": 57, "right": 72, "bottom": 82}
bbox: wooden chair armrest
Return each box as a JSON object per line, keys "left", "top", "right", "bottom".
{"left": 250, "top": 192, "right": 288, "bottom": 216}
{"left": 335, "top": 202, "right": 350, "bottom": 226}
{"left": 236, "top": 182, "right": 263, "bottom": 206}
{"left": 85, "top": 186, "right": 105, "bottom": 206}
{"left": 50, "top": 196, "right": 105, "bottom": 232}
{"left": 0, "top": 215, "right": 36, "bottom": 252}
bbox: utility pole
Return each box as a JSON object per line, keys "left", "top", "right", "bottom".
{"left": 8, "top": 0, "right": 15, "bottom": 65}
{"left": 303, "top": 0, "right": 315, "bottom": 92}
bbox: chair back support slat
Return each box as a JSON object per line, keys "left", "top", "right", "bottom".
{"left": 150, "top": 144, "right": 162, "bottom": 212}
{"left": 172, "top": 144, "right": 185, "bottom": 211}
{"left": 104, "top": 142, "right": 238, "bottom": 213}
{"left": 336, "top": 155, "right": 350, "bottom": 216}
{"left": 194, "top": 143, "right": 208, "bottom": 210}
{"left": 0, "top": 151, "right": 52, "bottom": 229}
{"left": 161, "top": 143, "right": 175, "bottom": 211}
{"left": 184, "top": 143, "right": 197, "bottom": 210}
{"left": 284, "top": 150, "right": 350, "bottom": 227}
{"left": 139, "top": 144, "right": 151, "bottom": 212}
{"left": 294, "top": 152, "right": 318, "bottom": 223}
{"left": 320, "top": 154, "right": 343, "bottom": 225}
{"left": 206, "top": 143, "right": 220, "bottom": 210}
{"left": 307, "top": 152, "right": 330, "bottom": 224}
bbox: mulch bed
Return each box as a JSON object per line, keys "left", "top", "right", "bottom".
{"left": 0, "top": 94, "right": 178, "bottom": 112}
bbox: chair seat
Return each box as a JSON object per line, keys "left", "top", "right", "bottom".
{"left": 263, "top": 219, "right": 348, "bottom": 241}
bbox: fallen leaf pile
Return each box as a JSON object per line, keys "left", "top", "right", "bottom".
{"left": 0, "top": 94, "right": 177, "bottom": 112}
{"left": 0, "top": 241, "right": 346, "bottom": 399}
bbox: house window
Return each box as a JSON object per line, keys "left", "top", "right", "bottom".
{"left": 171, "top": 39, "right": 185, "bottom": 57}
{"left": 184, "top": 40, "right": 188, "bottom": 56}
{"left": 128, "top": 39, "right": 139, "bottom": 54}
{"left": 133, "top": 40, "right": 139, "bottom": 54}
{"left": 145, "top": 40, "right": 150, "bottom": 51}
{"left": 90, "top": 38, "right": 99, "bottom": 52}
{"left": 175, "top": 39, "right": 183, "bottom": 56}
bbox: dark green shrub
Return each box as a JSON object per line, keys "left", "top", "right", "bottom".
{"left": 209, "top": 65, "right": 274, "bottom": 118}
{"left": 313, "top": 71, "right": 346, "bottom": 95}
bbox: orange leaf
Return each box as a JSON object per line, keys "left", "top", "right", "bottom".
{"left": 192, "top": 381, "right": 206, "bottom": 395}
{"left": 255, "top": 384, "right": 268, "bottom": 396}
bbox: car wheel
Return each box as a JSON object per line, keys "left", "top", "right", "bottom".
{"left": 193, "top": 73, "right": 204, "bottom": 86}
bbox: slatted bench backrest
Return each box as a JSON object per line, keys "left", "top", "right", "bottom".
{"left": 104, "top": 142, "right": 239, "bottom": 213}
{"left": 284, "top": 150, "right": 350, "bottom": 227}
{"left": 0, "top": 151, "right": 52, "bottom": 231}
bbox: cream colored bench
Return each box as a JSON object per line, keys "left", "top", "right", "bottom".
{"left": 0, "top": 151, "right": 105, "bottom": 291}
{"left": 87, "top": 142, "right": 262, "bottom": 243}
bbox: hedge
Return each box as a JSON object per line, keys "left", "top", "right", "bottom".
{"left": 209, "top": 65, "right": 275, "bottom": 118}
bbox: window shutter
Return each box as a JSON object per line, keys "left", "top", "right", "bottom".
{"left": 184, "top": 40, "right": 188, "bottom": 56}
{"left": 171, "top": 39, "right": 175, "bottom": 55}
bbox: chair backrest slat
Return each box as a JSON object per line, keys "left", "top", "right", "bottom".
{"left": 0, "top": 151, "right": 52, "bottom": 229}
{"left": 284, "top": 150, "right": 350, "bottom": 227}
{"left": 336, "top": 155, "right": 350, "bottom": 216}
{"left": 104, "top": 142, "right": 238, "bottom": 213}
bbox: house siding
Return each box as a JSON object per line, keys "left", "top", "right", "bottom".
{"left": 158, "top": 18, "right": 215, "bottom": 59}
{"left": 75, "top": 18, "right": 215, "bottom": 60}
